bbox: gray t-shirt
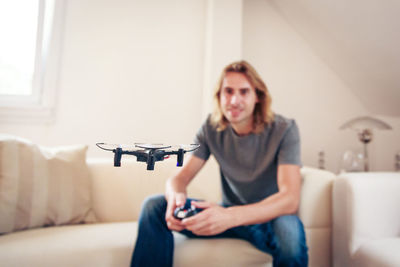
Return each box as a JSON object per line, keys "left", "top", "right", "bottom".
{"left": 193, "top": 114, "right": 302, "bottom": 206}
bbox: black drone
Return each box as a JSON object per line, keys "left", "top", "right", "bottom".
{"left": 96, "top": 143, "right": 200, "bottom": 171}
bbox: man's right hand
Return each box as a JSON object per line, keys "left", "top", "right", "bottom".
{"left": 165, "top": 192, "right": 186, "bottom": 232}
{"left": 164, "top": 155, "right": 207, "bottom": 232}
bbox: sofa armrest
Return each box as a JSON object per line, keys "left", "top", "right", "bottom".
{"left": 299, "top": 167, "right": 336, "bottom": 228}
{"left": 333, "top": 172, "right": 400, "bottom": 267}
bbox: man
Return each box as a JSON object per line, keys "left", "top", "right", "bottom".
{"left": 131, "top": 60, "right": 308, "bottom": 267}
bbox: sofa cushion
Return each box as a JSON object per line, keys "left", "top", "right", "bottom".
{"left": 0, "top": 221, "right": 272, "bottom": 267}
{"left": 0, "top": 222, "right": 136, "bottom": 267}
{"left": 353, "top": 238, "right": 400, "bottom": 267}
{"left": 0, "top": 135, "right": 91, "bottom": 234}
{"left": 174, "top": 232, "right": 271, "bottom": 267}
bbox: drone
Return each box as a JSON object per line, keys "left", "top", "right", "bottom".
{"left": 96, "top": 143, "right": 200, "bottom": 171}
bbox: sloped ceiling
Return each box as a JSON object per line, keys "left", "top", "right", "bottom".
{"left": 271, "top": 0, "right": 400, "bottom": 116}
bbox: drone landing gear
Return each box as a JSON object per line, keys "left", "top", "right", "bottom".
{"left": 114, "top": 147, "right": 122, "bottom": 167}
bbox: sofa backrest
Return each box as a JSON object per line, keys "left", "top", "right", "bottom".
{"left": 86, "top": 156, "right": 221, "bottom": 223}
{"left": 87, "top": 157, "right": 335, "bottom": 226}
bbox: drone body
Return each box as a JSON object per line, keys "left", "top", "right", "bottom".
{"left": 96, "top": 143, "right": 199, "bottom": 170}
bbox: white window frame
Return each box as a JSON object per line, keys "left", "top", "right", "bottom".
{"left": 0, "top": 0, "right": 66, "bottom": 124}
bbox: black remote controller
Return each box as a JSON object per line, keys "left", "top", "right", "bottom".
{"left": 173, "top": 202, "right": 202, "bottom": 220}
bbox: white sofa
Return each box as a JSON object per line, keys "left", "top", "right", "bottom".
{"left": 0, "top": 157, "right": 335, "bottom": 267}
{"left": 333, "top": 172, "right": 400, "bottom": 267}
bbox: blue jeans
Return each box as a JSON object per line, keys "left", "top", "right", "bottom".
{"left": 131, "top": 195, "right": 308, "bottom": 267}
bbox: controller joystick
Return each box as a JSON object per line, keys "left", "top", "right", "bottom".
{"left": 173, "top": 203, "right": 201, "bottom": 220}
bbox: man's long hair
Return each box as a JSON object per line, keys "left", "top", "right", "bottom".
{"left": 210, "top": 60, "right": 274, "bottom": 133}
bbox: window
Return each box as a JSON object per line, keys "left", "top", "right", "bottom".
{"left": 0, "top": 1, "right": 38, "bottom": 97}
{"left": 0, "top": 0, "right": 65, "bottom": 123}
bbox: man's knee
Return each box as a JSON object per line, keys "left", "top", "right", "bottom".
{"left": 272, "top": 215, "right": 308, "bottom": 265}
{"left": 140, "top": 194, "right": 167, "bottom": 219}
{"left": 273, "top": 215, "right": 305, "bottom": 241}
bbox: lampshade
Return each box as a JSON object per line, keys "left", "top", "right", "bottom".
{"left": 339, "top": 116, "right": 392, "bottom": 131}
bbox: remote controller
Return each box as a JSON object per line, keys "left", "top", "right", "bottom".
{"left": 173, "top": 202, "right": 202, "bottom": 220}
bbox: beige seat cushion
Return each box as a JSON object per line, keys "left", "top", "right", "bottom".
{"left": 0, "top": 135, "right": 91, "bottom": 234}
{"left": 353, "top": 238, "right": 400, "bottom": 267}
{"left": 174, "top": 232, "right": 272, "bottom": 267}
{"left": 0, "top": 222, "right": 136, "bottom": 267}
{"left": 0, "top": 221, "right": 272, "bottom": 267}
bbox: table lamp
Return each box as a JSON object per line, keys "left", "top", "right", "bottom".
{"left": 339, "top": 116, "right": 392, "bottom": 171}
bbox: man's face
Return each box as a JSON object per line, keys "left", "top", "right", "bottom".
{"left": 219, "top": 72, "right": 258, "bottom": 133}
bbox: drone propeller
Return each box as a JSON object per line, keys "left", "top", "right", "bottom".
{"left": 96, "top": 143, "right": 137, "bottom": 151}
{"left": 134, "top": 143, "right": 171, "bottom": 150}
{"left": 179, "top": 144, "right": 200, "bottom": 152}
{"left": 166, "top": 144, "right": 200, "bottom": 152}
{"left": 96, "top": 143, "right": 115, "bottom": 151}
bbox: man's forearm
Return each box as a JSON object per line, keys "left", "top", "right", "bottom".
{"left": 226, "top": 191, "right": 299, "bottom": 227}
{"left": 226, "top": 164, "right": 301, "bottom": 227}
{"left": 165, "top": 155, "right": 206, "bottom": 199}
{"left": 165, "top": 175, "right": 188, "bottom": 198}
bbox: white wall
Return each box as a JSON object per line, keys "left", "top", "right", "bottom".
{"left": 242, "top": 0, "right": 400, "bottom": 172}
{"left": 271, "top": 0, "right": 400, "bottom": 117}
{"left": 2, "top": 0, "right": 207, "bottom": 157}
{"left": 1, "top": 0, "right": 399, "bottom": 173}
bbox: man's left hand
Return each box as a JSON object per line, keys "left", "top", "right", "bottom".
{"left": 181, "top": 201, "right": 236, "bottom": 236}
